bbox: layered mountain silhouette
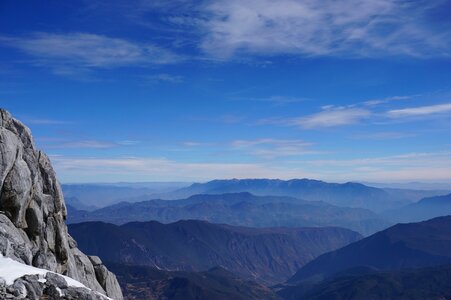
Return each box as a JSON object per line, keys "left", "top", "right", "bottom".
{"left": 287, "top": 215, "right": 451, "bottom": 286}
{"left": 385, "top": 193, "right": 451, "bottom": 223}
{"left": 68, "top": 219, "right": 361, "bottom": 285}
{"left": 280, "top": 264, "right": 451, "bottom": 300}
{"left": 169, "top": 179, "right": 419, "bottom": 212}
{"left": 62, "top": 182, "right": 189, "bottom": 209}
{"left": 67, "top": 192, "right": 389, "bottom": 235}
{"left": 107, "top": 263, "right": 279, "bottom": 300}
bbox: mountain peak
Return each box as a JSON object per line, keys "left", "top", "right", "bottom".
{"left": 0, "top": 109, "right": 123, "bottom": 299}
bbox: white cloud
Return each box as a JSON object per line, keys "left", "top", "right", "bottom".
{"left": 0, "top": 32, "right": 181, "bottom": 72}
{"left": 40, "top": 139, "right": 143, "bottom": 149}
{"left": 387, "top": 103, "right": 451, "bottom": 118}
{"left": 231, "top": 95, "right": 308, "bottom": 105}
{"left": 48, "top": 151, "right": 451, "bottom": 183}
{"left": 22, "top": 118, "right": 71, "bottom": 125}
{"left": 294, "top": 107, "right": 371, "bottom": 129}
{"left": 363, "top": 95, "right": 412, "bottom": 106}
{"left": 200, "top": 0, "right": 450, "bottom": 58}
{"left": 51, "top": 140, "right": 118, "bottom": 149}
{"left": 351, "top": 131, "right": 416, "bottom": 140}
{"left": 49, "top": 155, "right": 317, "bottom": 182}
{"left": 147, "top": 73, "right": 184, "bottom": 83}
{"left": 231, "top": 138, "right": 316, "bottom": 158}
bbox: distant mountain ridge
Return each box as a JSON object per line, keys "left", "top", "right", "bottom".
{"left": 385, "top": 193, "right": 451, "bottom": 223}
{"left": 67, "top": 192, "right": 389, "bottom": 235}
{"left": 62, "top": 182, "right": 189, "bottom": 208}
{"left": 107, "top": 263, "right": 279, "bottom": 300}
{"left": 68, "top": 219, "right": 362, "bottom": 285}
{"left": 279, "top": 264, "right": 451, "bottom": 300}
{"left": 287, "top": 215, "right": 451, "bottom": 286}
{"left": 169, "top": 178, "right": 417, "bottom": 212}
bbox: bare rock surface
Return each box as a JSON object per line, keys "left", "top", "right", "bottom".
{"left": 0, "top": 109, "right": 123, "bottom": 299}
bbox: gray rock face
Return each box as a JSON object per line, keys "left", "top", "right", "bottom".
{"left": 0, "top": 109, "right": 123, "bottom": 299}
{"left": 0, "top": 273, "right": 111, "bottom": 300}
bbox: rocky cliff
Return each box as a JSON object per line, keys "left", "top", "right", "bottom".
{"left": 0, "top": 109, "right": 123, "bottom": 299}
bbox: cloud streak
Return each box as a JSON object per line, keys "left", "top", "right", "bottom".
{"left": 387, "top": 103, "right": 451, "bottom": 118}
{"left": 200, "top": 0, "right": 451, "bottom": 59}
{"left": 231, "top": 138, "right": 317, "bottom": 158}
{"left": 293, "top": 107, "right": 371, "bottom": 129}
{"left": 49, "top": 151, "right": 451, "bottom": 183}
{"left": 49, "top": 155, "right": 317, "bottom": 182}
{"left": 258, "top": 99, "right": 451, "bottom": 130}
{"left": 146, "top": 73, "right": 184, "bottom": 83}
{"left": 0, "top": 32, "right": 182, "bottom": 73}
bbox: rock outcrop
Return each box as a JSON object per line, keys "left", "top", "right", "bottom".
{"left": 0, "top": 254, "right": 113, "bottom": 300}
{"left": 0, "top": 109, "right": 123, "bottom": 299}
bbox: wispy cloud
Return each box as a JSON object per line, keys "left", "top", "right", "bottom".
{"left": 306, "top": 152, "right": 451, "bottom": 168}
{"left": 363, "top": 95, "right": 412, "bottom": 106}
{"left": 116, "top": 140, "right": 141, "bottom": 146}
{"left": 293, "top": 107, "right": 371, "bottom": 129}
{"left": 351, "top": 131, "right": 417, "bottom": 140}
{"left": 257, "top": 96, "right": 451, "bottom": 130}
{"left": 387, "top": 103, "right": 451, "bottom": 118}
{"left": 231, "top": 95, "right": 308, "bottom": 105}
{"left": 300, "top": 151, "right": 451, "bottom": 182}
{"left": 147, "top": 73, "right": 184, "bottom": 83}
{"left": 46, "top": 140, "right": 118, "bottom": 149}
{"left": 39, "top": 138, "right": 141, "bottom": 149}
{"left": 22, "top": 118, "right": 71, "bottom": 125}
{"left": 48, "top": 151, "right": 451, "bottom": 183}
{"left": 200, "top": 0, "right": 451, "bottom": 59}
{"left": 231, "top": 138, "right": 317, "bottom": 158}
{"left": 49, "top": 155, "right": 318, "bottom": 182}
{"left": 0, "top": 32, "right": 182, "bottom": 73}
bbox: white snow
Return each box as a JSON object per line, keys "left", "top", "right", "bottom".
{"left": 0, "top": 254, "right": 87, "bottom": 287}
{"left": 0, "top": 254, "right": 113, "bottom": 299}
{"left": 0, "top": 254, "right": 49, "bottom": 286}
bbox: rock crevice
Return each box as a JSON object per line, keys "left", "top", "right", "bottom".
{"left": 0, "top": 109, "right": 123, "bottom": 300}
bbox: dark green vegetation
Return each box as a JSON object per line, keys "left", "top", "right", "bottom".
{"left": 67, "top": 192, "right": 388, "bottom": 235}
{"left": 68, "top": 220, "right": 361, "bottom": 285}
{"left": 279, "top": 264, "right": 451, "bottom": 300}
{"left": 107, "top": 263, "right": 280, "bottom": 300}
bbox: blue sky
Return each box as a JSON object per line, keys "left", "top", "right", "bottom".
{"left": 1, "top": 0, "right": 451, "bottom": 183}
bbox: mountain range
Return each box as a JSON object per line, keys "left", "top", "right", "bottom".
{"left": 62, "top": 182, "right": 189, "bottom": 209}
{"left": 68, "top": 219, "right": 361, "bottom": 285}
{"left": 66, "top": 192, "right": 389, "bottom": 235}
{"left": 63, "top": 179, "right": 449, "bottom": 214}
{"left": 281, "top": 215, "right": 451, "bottom": 299}
{"left": 167, "top": 179, "right": 444, "bottom": 212}
{"left": 107, "top": 263, "right": 279, "bottom": 300}
{"left": 384, "top": 193, "right": 451, "bottom": 223}
{"left": 279, "top": 264, "right": 451, "bottom": 300}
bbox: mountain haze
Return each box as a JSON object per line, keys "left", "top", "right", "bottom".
{"left": 67, "top": 192, "right": 388, "bottom": 235}
{"left": 170, "top": 179, "right": 417, "bottom": 212}
{"left": 280, "top": 264, "right": 451, "bottom": 300}
{"left": 288, "top": 215, "right": 451, "bottom": 286}
{"left": 69, "top": 220, "right": 361, "bottom": 285}
{"left": 108, "top": 263, "right": 279, "bottom": 300}
{"left": 385, "top": 193, "right": 451, "bottom": 223}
